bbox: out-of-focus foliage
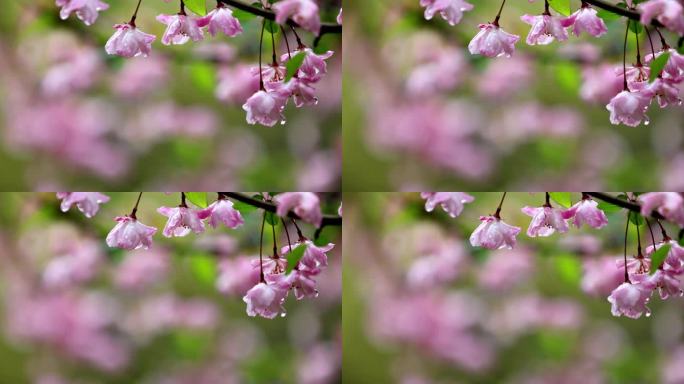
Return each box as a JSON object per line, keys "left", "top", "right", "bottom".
{"left": 342, "top": 0, "right": 684, "bottom": 190}
{"left": 0, "top": 192, "right": 341, "bottom": 384}
{"left": 0, "top": 1, "right": 341, "bottom": 190}
{"left": 343, "top": 192, "right": 684, "bottom": 384}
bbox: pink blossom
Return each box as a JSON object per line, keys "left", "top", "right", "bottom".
{"left": 581, "top": 256, "right": 624, "bottom": 296}
{"left": 114, "top": 248, "right": 169, "bottom": 290}
{"left": 562, "top": 197, "right": 608, "bottom": 229}
{"left": 468, "top": 23, "right": 519, "bottom": 58}
{"left": 646, "top": 239, "right": 684, "bottom": 270}
{"left": 199, "top": 5, "right": 243, "bottom": 37}
{"left": 639, "top": 192, "right": 684, "bottom": 226}
{"left": 242, "top": 87, "right": 289, "bottom": 127}
{"left": 157, "top": 206, "right": 208, "bottom": 237}
{"left": 521, "top": 205, "right": 569, "bottom": 237}
{"left": 56, "top": 0, "right": 109, "bottom": 26}
{"left": 105, "top": 24, "right": 156, "bottom": 58}
{"left": 216, "top": 64, "right": 260, "bottom": 104}
{"left": 42, "top": 47, "right": 102, "bottom": 96}
{"left": 420, "top": 192, "right": 474, "bottom": 218}
{"left": 420, "top": 0, "right": 474, "bottom": 26}
{"left": 217, "top": 256, "right": 261, "bottom": 295}
{"left": 286, "top": 269, "right": 319, "bottom": 300}
{"left": 285, "top": 77, "right": 319, "bottom": 107}
{"left": 477, "top": 248, "right": 534, "bottom": 291}
{"left": 563, "top": 5, "right": 607, "bottom": 37}
{"left": 606, "top": 89, "right": 652, "bottom": 127}
{"left": 638, "top": 0, "right": 684, "bottom": 35}
{"left": 56, "top": 192, "right": 110, "bottom": 218}
{"left": 477, "top": 55, "right": 533, "bottom": 99}
{"left": 520, "top": 14, "right": 569, "bottom": 45}
{"left": 645, "top": 48, "right": 684, "bottom": 82}
{"left": 645, "top": 77, "right": 681, "bottom": 108}
{"left": 274, "top": 192, "right": 322, "bottom": 228}
{"left": 608, "top": 282, "right": 653, "bottom": 319}
{"left": 201, "top": 198, "right": 244, "bottom": 229}
{"left": 407, "top": 239, "right": 467, "bottom": 289}
{"left": 281, "top": 240, "right": 334, "bottom": 271}
{"left": 647, "top": 269, "right": 682, "bottom": 299}
{"left": 282, "top": 48, "right": 334, "bottom": 82}
{"left": 112, "top": 55, "right": 169, "bottom": 97}
{"left": 469, "top": 215, "right": 521, "bottom": 250}
{"left": 405, "top": 47, "right": 467, "bottom": 97}
{"left": 243, "top": 282, "right": 288, "bottom": 319}
{"left": 581, "top": 64, "right": 624, "bottom": 103}
{"left": 106, "top": 216, "right": 157, "bottom": 250}
{"left": 273, "top": 0, "right": 321, "bottom": 35}
{"left": 156, "top": 13, "right": 204, "bottom": 45}
{"left": 43, "top": 239, "right": 103, "bottom": 288}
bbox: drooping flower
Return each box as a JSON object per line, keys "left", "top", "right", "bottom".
{"left": 242, "top": 85, "right": 290, "bottom": 127}
{"left": 645, "top": 48, "right": 684, "bottom": 82}
{"left": 201, "top": 198, "right": 244, "bottom": 229}
{"left": 469, "top": 215, "right": 521, "bottom": 250}
{"left": 156, "top": 13, "right": 204, "bottom": 45}
{"left": 273, "top": 0, "right": 321, "bottom": 35}
{"left": 284, "top": 78, "right": 318, "bottom": 108}
{"left": 563, "top": 5, "right": 607, "bottom": 37}
{"left": 106, "top": 216, "right": 157, "bottom": 250}
{"left": 646, "top": 239, "right": 684, "bottom": 270}
{"left": 281, "top": 240, "right": 335, "bottom": 271}
{"left": 420, "top": 192, "right": 475, "bottom": 218}
{"left": 646, "top": 269, "right": 683, "bottom": 299}
{"left": 56, "top": 0, "right": 109, "bottom": 26}
{"left": 243, "top": 282, "right": 288, "bottom": 319}
{"left": 607, "top": 282, "right": 653, "bottom": 319}
{"left": 645, "top": 77, "right": 681, "bottom": 108}
{"left": 420, "top": 0, "right": 474, "bottom": 26}
{"left": 285, "top": 269, "right": 319, "bottom": 300}
{"left": 105, "top": 24, "right": 156, "bottom": 58}
{"left": 468, "top": 23, "right": 520, "bottom": 58}
{"left": 606, "top": 89, "right": 652, "bottom": 127}
{"left": 157, "top": 206, "right": 207, "bottom": 237}
{"left": 198, "top": 5, "right": 243, "bottom": 37}
{"left": 521, "top": 205, "right": 569, "bottom": 237}
{"left": 56, "top": 192, "right": 110, "bottom": 218}
{"left": 638, "top": 0, "right": 684, "bottom": 35}
{"left": 639, "top": 192, "right": 684, "bottom": 226}
{"left": 282, "top": 48, "right": 334, "bottom": 82}
{"left": 562, "top": 197, "right": 608, "bottom": 229}
{"left": 274, "top": 192, "right": 322, "bottom": 228}
{"left": 520, "top": 13, "right": 569, "bottom": 45}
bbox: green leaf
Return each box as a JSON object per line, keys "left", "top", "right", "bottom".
{"left": 189, "top": 62, "right": 216, "bottom": 93}
{"left": 555, "top": 254, "right": 582, "bottom": 285}
{"left": 597, "top": 200, "right": 623, "bottom": 213}
{"left": 649, "top": 52, "right": 671, "bottom": 82}
{"left": 550, "top": 192, "right": 573, "bottom": 208}
{"left": 184, "top": 0, "right": 206, "bottom": 16}
{"left": 185, "top": 192, "right": 208, "bottom": 208}
{"left": 629, "top": 20, "right": 643, "bottom": 34}
{"left": 189, "top": 254, "right": 217, "bottom": 285}
{"left": 265, "top": 19, "right": 278, "bottom": 33}
{"left": 285, "top": 245, "right": 306, "bottom": 274}
{"left": 555, "top": 62, "right": 581, "bottom": 94}
{"left": 548, "top": 0, "right": 571, "bottom": 16}
{"left": 596, "top": 8, "right": 622, "bottom": 22}
{"left": 233, "top": 200, "right": 257, "bottom": 214}
{"left": 232, "top": 8, "right": 257, "bottom": 23}
{"left": 650, "top": 244, "right": 671, "bottom": 275}
{"left": 629, "top": 212, "right": 645, "bottom": 226}
{"left": 285, "top": 51, "right": 306, "bottom": 82}
{"left": 265, "top": 211, "right": 279, "bottom": 226}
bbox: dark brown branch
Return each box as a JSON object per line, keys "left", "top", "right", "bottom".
{"left": 217, "top": 0, "right": 342, "bottom": 36}
{"left": 220, "top": 192, "right": 342, "bottom": 227}
{"left": 585, "top": 192, "right": 666, "bottom": 221}
{"left": 583, "top": 0, "right": 663, "bottom": 27}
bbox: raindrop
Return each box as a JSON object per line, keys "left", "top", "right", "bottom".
{"left": 280, "top": 312, "right": 287, "bottom": 318}
{"left": 644, "top": 119, "right": 650, "bottom": 126}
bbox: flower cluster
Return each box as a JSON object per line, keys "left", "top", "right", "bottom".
{"left": 420, "top": 0, "right": 684, "bottom": 126}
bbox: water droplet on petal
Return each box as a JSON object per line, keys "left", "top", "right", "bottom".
{"left": 646, "top": 311, "right": 652, "bottom": 317}
{"left": 280, "top": 312, "right": 287, "bottom": 318}
{"left": 644, "top": 119, "right": 650, "bottom": 126}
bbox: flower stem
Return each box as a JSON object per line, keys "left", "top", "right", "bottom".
{"left": 130, "top": 192, "right": 143, "bottom": 219}
{"left": 624, "top": 212, "right": 631, "bottom": 283}
{"left": 494, "top": 192, "right": 507, "bottom": 219}
{"left": 130, "top": 0, "right": 143, "bottom": 26}
{"left": 259, "top": 20, "right": 266, "bottom": 91}
{"left": 623, "top": 19, "right": 630, "bottom": 91}
{"left": 259, "top": 211, "right": 266, "bottom": 283}
{"left": 493, "top": 0, "right": 507, "bottom": 26}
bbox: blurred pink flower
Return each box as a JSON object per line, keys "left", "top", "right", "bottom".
{"left": 639, "top": 192, "right": 684, "bottom": 226}
{"left": 420, "top": 0, "right": 474, "bottom": 26}
{"left": 274, "top": 192, "right": 322, "bottom": 228}
{"left": 478, "top": 248, "right": 534, "bottom": 291}
{"left": 216, "top": 64, "right": 260, "bottom": 104}
{"left": 477, "top": 55, "right": 533, "bottom": 98}
{"left": 42, "top": 238, "right": 103, "bottom": 288}
{"left": 581, "top": 64, "right": 623, "bottom": 103}
{"left": 420, "top": 192, "right": 474, "bottom": 218}
{"left": 42, "top": 46, "right": 101, "bottom": 96}
{"left": 273, "top": 0, "right": 321, "bottom": 35}
{"left": 56, "top": 192, "right": 110, "bottom": 218}
{"left": 216, "top": 256, "right": 261, "bottom": 295}
{"left": 113, "top": 55, "right": 169, "bottom": 97}
{"left": 581, "top": 256, "right": 623, "bottom": 296}
{"left": 114, "top": 248, "right": 170, "bottom": 290}
{"left": 638, "top": 0, "right": 684, "bottom": 35}
{"left": 56, "top": 0, "right": 109, "bottom": 26}
{"left": 406, "top": 238, "right": 467, "bottom": 289}
{"left": 106, "top": 216, "right": 157, "bottom": 250}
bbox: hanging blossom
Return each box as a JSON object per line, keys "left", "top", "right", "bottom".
{"left": 105, "top": 24, "right": 156, "bottom": 58}
{"left": 56, "top": 0, "right": 109, "bottom": 26}
{"left": 608, "top": 280, "right": 654, "bottom": 319}
{"left": 520, "top": 12, "right": 569, "bottom": 45}
{"left": 156, "top": 12, "right": 205, "bottom": 45}
{"left": 199, "top": 3, "right": 243, "bottom": 37}
{"left": 469, "top": 215, "right": 521, "bottom": 250}
{"left": 201, "top": 198, "right": 244, "bottom": 229}
{"left": 243, "top": 281, "right": 290, "bottom": 319}
{"left": 563, "top": 4, "right": 607, "bottom": 37}
{"left": 562, "top": 196, "right": 608, "bottom": 229}
{"left": 606, "top": 86, "right": 653, "bottom": 127}
{"left": 106, "top": 216, "right": 158, "bottom": 250}
{"left": 421, "top": 192, "right": 475, "bottom": 218}
{"left": 521, "top": 204, "right": 569, "bottom": 237}
{"left": 56, "top": 192, "right": 110, "bottom": 218}
{"left": 420, "top": 0, "right": 474, "bottom": 26}
{"left": 274, "top": 192, "right": 323, "bottom": 228}
{"left": 638, "top": 0, "right": 684, "bottom": 35}
{"left": 272, "top": 0, "right": 321, "bottom": 35}
{"left": 639, "top": 192, "right": 684, "bottom": 227}
{"left": 242, "top": 82, "right": 291, "bottom": 126}
{"left": 157, "top": 205, "right": 208, "bottom": 237}
{"left": 468, "top": 23, "right": 520, "bottom": 58}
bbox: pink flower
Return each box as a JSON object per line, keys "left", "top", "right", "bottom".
{"left": 521, "top": 205, "right": 569, "bottom": 237}
{"left": 105, "top": 24, "right": 156, "bottom": 58}
{"left": 469, "top": 215, "right": 521, "bottom": 250}
{"left": 217, "top": 256, "right": 261, "bottom": 295}
{"left": 156, "top": 13, "right": 204, "bottom": 45}
{"left": 606, "top": 89, "right": 652, "bottom": 127}
{"left": 477, "top": 248, "right": 533, "bottom": 291}
{"left": 563, "top": 5, "right": 607, "bottom": 37}
{"left": 243, "top": 282, "right": 288, "bottom": 319}
{"left": 157, "top": 206, "right": 208, "bottom": 237}
{"left": 114, "top": 248, "right": 169, "bottom": 290}
{"left": 282, "top": 48, "right": 334, "bottom": 82}
{"left": 468, "top": 23, "right": 519, "bottom": 58}
{"left": 562, "top": 198, "right": 608, "bottom": 229}
{"left": 647, "top": 269, "right": 682, "bottom": 299}
{"left": 581, "top": 256, "right": 624, "bottom": 296}
{"left": 420, "top": 192, "right": 475, "bottom": 218}
{"left": 287, "top": 269, "right": 319, "bottom": 300}
{"left": 646, "top": 48, "right": 684, "bottom": 82}
{"left": 242, "top": 87, "right": 289, "bottom": 127}
{"left": 608, "top": 282, "right": 653, "bottom": 319}
{"left": 520, "top": 14, "right": 569, "bottom": 45}
{"left": 639, "top": 192, "right": 684, "bottom": 226}
{"left": 106, "top": 216, "right": 157, "bottom": 250}
{"left": 281, "top": 240, "right": 335, "bottom": 271}
{"left": 215, "top": 64, "right": 261, "bottom": 104}
{"left": 646, "top": 239, "right": 684, "bottom": 270}
{"left": 645, "top": 77, "right": 681, "bottom": 108}
{"left": 638, "top": 0, "right": 684, "bottom": 35}
{"left": 56, "top": 192, "right": 110, "bottom": 218}
{"left": 581, "top": 64, "right": 624, "bottom": 103}
{"left": 285, "top": 78, "right": 318, "bottom": 108}
{"left": 56, "top": 0, "right": 109, "bottom": 26}
{"left": 201, "top": 198, "right": 244, "bottom": 229}
{"left": 273, "top": 0, "right": 321, "bottom": 35}
{"left": 274, "top": 192, "right": 322, "bottom": 227}
{"left": 199, "top": 5, "right": 243, "bottom": 37}
{"left": 419, "top": 0, "right": 474, "bottom": 26}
